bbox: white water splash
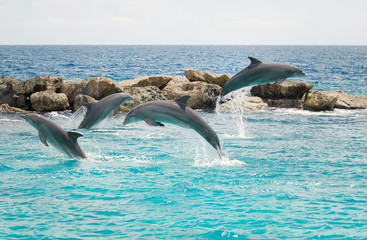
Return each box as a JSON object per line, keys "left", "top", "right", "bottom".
{"left": 192, "top": 138, "right": 246, "bottom": 167}
{"left": 215, "top": 96, "right": 222, "bottom": 115}
{"left": 67, "top": 106, "right": 87, "bottom": 129}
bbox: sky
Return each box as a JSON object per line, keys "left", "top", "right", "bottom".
{"left": 0, "top": 0, "right": 366, "bottom": 45}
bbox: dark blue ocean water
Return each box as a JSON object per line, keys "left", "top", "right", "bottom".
{"left": 1, "top": 46, "right": 367, "bottom": 239}
{"left": 1, "top": 45, "right": 367, "bottom": 95}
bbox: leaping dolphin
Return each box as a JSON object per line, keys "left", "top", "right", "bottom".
{"left": 21, "top": 113, "right": 87, "bottom": 159}
{"left": 220, "top": 57, "right": 306, "bottom": 99}
{"left": 78, "top": 92, "right": 133, "bottom": 129}
{"left": 123, "top": 96, "right": 225, "bottom": 159}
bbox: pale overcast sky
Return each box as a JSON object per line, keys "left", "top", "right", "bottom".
{"left": 0, "top": 0, "right": 366, "bottom": 45}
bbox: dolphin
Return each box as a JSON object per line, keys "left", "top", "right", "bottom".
{"left": 220, "top": 57, "right": 306, "bottom": 99}
{"left": 21, "top": 113, "right": 87, "bottom": 159}
{"left": 78, "top": 92, "right": 133, "bottom": 129}
{"left": 123, "top": 96, "right": 225, "bottom": 159}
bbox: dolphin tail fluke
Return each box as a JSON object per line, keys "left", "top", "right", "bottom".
{"left": 217, "top": 146, "right": 225, "bottom": 160}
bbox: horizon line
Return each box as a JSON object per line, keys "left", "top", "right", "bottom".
{"left": 1, "top": 44, "right": 367, "bottom": 47}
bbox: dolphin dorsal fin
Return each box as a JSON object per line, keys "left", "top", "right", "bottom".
{"left": 174, "top": 95, "right": 190, "bottom": 105}
{"left": 248, "top": 57, "right": 262, "bottom": 65}
{"left": 67, "top": 131, "right": 83, "bottom": 141}
{"left": 38, "top": 132, "right": 49, "bottom": 147}
{"left": 174, "top": 95, "right": 190, "bottom": 110}
{"left": 83, "top": 103, "right": 96, "bottom": 112}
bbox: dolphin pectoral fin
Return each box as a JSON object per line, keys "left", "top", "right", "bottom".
{"left": 67, "top": 131, "right": 83, "bottom": 141}
{"left": 113, "top": 106, "right": 120, "bottom": 116}
{"left": 174, "top": 95, "right": 191, "bottom": 111}
{"left": 274, "top": 78, "right": 286, "bottom": 85}
{"left": 144, "top": 119, "right": 165, "bottom": 127}
{"left": 38, "top": 132, "right": 49, "bottom": 147}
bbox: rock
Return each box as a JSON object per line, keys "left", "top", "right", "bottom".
{"left": 60, "top": 80, "right": 86, "bottom": 106}
{"left": 304, "top": 91, "right": 338, "bottom": 111}
{"left": 320, "top": 90, "right": 367, "bottom": 109}
{"left": 14, "top": 94, "right": 30, "bottom": 110}
{"left": 0, "top": 77, "right": 18, "bottom": 106}
{"left": 1, "top": 77, "right": 19, "bottom": 85}
{"left": 163, "top": 76, "right": 222, "bottom": 109}
{"left": 118, "top": 75, "right": 173, "bottom": 90}
{"left": 73, "top": 94, "right": 98, "bottom": 111}
{"left": 13, "top": 76, "right": 63, "bottom": 95}
{"left": 12, "top": 76, "right": 64, "bottom": 110}
{"left": 185, "top": 69, "right": 231, "bottom": 87}
{"left": 61, "top": 77, "right": 121, "bottom": 107}
{"left": 30, "top": 90, "right": 70, "bottom": 112}
{"left": 0, "top": 104, "right": 26, "bottom": 114}
{"left": 220, "top": 96, "right": 268, "bottom": 111}
{"left": 119, "top": 86, "right": 168, "bottom": 112}
{"left": 76, "top": 77, "right": 121, "bottom": 100}
{"left": 251, "top": 80, "right": 313, "bottom": 99}
{"left": 266, "top": 99, "right": 304, "bottom": 109}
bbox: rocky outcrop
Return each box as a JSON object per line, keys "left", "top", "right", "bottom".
{"left": 220, "top": 96, "right": 268, "bottom": 111}
{"left": 13, "top": 76, "right": 63, "bottom": 95}
{"left": 162, "top": 76, "right": 221, "bottom": 109}
{"left": 319, "top": 90, "right": 367, "bottom": 109}
{"left": 0, "top": 104, "right": 26, "bottom": 114}
{"left": 2, "top": 71, "right": 367, "bottom": 113}
{"left": 12, "top": 76, "right": 63, "bottom": 110}
{"left": 60, "top": 80, "right": 86, "bottom": 107}
{"left": 30, "top": 90, "right": 70, "bottom": 112}
{"left": 61, "top": 77, "right": 122, "bottom": 108}
{"left": 267, "top": 99, "right": 304, "bottom": 109}
{"left": 119, "top": 86, "right": 168, "bottom": 112}
{"left": 118, "top": 75, "right": 173, "bottom": 90}
{"left": 0, "top": 77, "right": 18, "bottom": 106}
{"left": 303, "top": 91, "right": 338, "bottom": 111}
{"left": 251, "top": 80, "right": 314, "bottom": 99}
{"left": 185, "top": 69, "right": 231, "bottom": 87}
{"left": 73, "top": 94, "right": 98, "bottom": 111}
{"left": 75, "top": 77, "right": 121, "bottom": 100}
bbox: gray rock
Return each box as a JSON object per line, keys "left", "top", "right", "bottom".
{"left": 163, "top": 76, "right": 222, "bottom": 110}
{"left": 12, "top": 76, "right": 64, "bottom": 110}
{"left": 185, "top": 69, "right": 231, "bottom": 87}
{"left": 321, "top": 90, "right": 367, "bottom": 109}
{"left": 73, "top": 94, "right": 98, "bottom": 111}
{"left": 220, "top": 96, "right": 268, "bottom": 111}
{"left": 60, "top": 80, "right": 86, "bottom": 106}
{"left": 304, "top": 91, "right": 338, "bottom": 111}
{"left": 13, "top": 76, "right": 63, "bottom": 95}
{"left": 120, "top": 86, "right": 168, "bottom": 112}
{"left": 118, "top": 75, "right": 173, "bottom": 90}
{"left": 75, "top": 77, "right": 121, "bottom": 100}
{"left": 30, "top": 90, "right": 70, "bottom": 112}
{"left": 267, "top": 99, "right": 304, "bottom": 109}
{"left": 0, "top": 77, "right": 19, "bottom": 106}
{"left": 251, "top": 80, "right": 313, "bottom": 99}
{"left": 61, "top": 77, "right": 122, "bottom": 107}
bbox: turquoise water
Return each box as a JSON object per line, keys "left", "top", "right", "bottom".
{"left": 1, "top": 46, "right": 367, "bottom": 239}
